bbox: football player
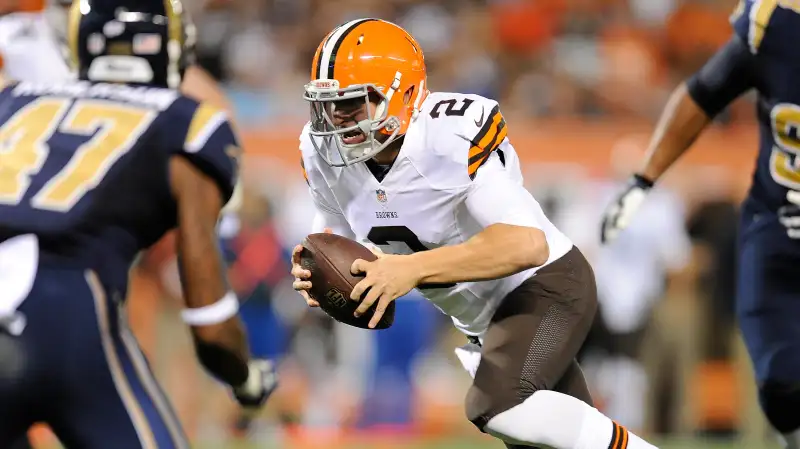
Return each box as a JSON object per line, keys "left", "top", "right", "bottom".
{"left": 0, "top": 0, "right": 73, "bottom": 82}
{"left": 600, "top": 1, "right": 800, "bottom": 447}
{"left": 291, "top": 18, "right": 659, "bottom": 449}
{"left": 0, "top": 0, "right": 277, "bottom": 447}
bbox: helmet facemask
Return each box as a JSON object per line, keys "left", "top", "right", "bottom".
{"left": 303, "top": 78, "right": 402, "bottom": 168}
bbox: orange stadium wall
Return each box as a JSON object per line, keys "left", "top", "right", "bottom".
{"left": 241, "top": 119, "right": 760, "bottom": 196}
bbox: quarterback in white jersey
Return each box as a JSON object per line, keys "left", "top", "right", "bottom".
{"left": 299, "top": 89, "right": 573, "bottom": 336}
{"left": 291, "top": 18, "right": 660, "bottom": 449}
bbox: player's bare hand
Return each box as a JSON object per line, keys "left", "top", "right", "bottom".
{"left": 291, "top": 228, "right": 334, "bottom": 307}
{"left": 350, "top": 252, "right": 418, "bottom": 328}
{"left": 291, "top": 244, "right": 318, "bottom": 307}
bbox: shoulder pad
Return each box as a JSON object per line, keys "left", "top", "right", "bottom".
{"left": 298, "top": 123, "right": 348, "bottom": 213}
{"left": 299, "top": 123, "right": 341, "bottom": 189}
{"left": 174, "top": 96, "right": 241, "bottom": 203}
{"left": 410, "top": 92, "right": 508, "bottom": 188}
{"left": 731, "top": 0, "right": 792, "bottom": 54}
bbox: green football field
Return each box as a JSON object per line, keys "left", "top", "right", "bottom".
{"left": 193, "top": 437, "right": 779, "bottom": 449}
{"left": 39, "top": 436, "right": 779, "bottom": 449}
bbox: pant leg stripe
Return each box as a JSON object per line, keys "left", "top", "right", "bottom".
{"left": 86, "top": 270, "right": 156, "bottom": 449}
{"left": 118, "top": 316, "right": 190, "bottom": 449}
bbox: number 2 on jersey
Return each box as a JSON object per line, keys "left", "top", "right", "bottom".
{"left": 429, "top": 98, "right": 474, "bottom": 119}
{"left": 367, "top": 225, "right": 455, "bottom": 289}
{"left": 0, "top": 98, "right": 156, "bottom": 211}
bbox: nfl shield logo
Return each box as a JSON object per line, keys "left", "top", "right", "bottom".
{"left": 376, "top": 189, "right": 387, "bottom": 203}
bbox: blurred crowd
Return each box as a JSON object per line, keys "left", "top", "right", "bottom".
{"left": 184, "top": 0, "right": 748, "bottom": 124}
{"left": 80, "top": 0, "right": 773, "bottom": 448}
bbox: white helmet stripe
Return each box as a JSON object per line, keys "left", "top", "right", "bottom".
{"left": 317, "top": 18, "right": 377, "bottom": 80}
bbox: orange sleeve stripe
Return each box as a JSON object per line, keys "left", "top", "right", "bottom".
{"left": 620, "top": 425, "right": 629, "bottom": 449}
{"left": 467, "top": 110, "right": 507, "bottom": 180}
{"left": 608, "top": 422, "right": 619, "bottom": 449}
{"left": 468, "top": 107, "right": 503, "bottom": 161}
{"left": 608, "top": 422, "right": 629, "bottom": 449}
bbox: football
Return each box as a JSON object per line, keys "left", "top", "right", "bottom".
{"left": 300, "top": 233, "right": 395, "bottom": 329}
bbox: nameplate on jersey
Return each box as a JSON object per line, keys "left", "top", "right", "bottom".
{"left": 12, "top": 81, "right": 178, "bottom": 111}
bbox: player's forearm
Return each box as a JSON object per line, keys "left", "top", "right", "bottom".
{"left": 640, "top": 83, "right": 711, "bottom": 182}
{"left": 412, "top": 224, "right": 549, "bottom": 284}
{"left": 192, "top": 321, "right": 250, "bottom": 387}
{"left": 176, "top": 225, "right": 251, "bottom": 387}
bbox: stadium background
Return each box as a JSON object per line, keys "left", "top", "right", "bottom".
{"left": 28, "top": 0, "right": 779, "bottom": 448}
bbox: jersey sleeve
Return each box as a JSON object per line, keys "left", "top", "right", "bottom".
{"left": 463, "top": 145, "right": 548, "bottom": 229}
{"left": 730, "top": 0, "right": 778, "bottom": 54}
{"left": 420, "top": 93, "right": 511, "bottom": 189}
{"left": 179, "top": 101, "right": 240, "bottom": 205}
{"left": 298, "top": 125, "right": 356, "bottom": 239}
{"left": 685, "top": 35, "right": 757, "bottom": 118}
{"left": 466, "top": 103, "right": 508, "bottom": 180}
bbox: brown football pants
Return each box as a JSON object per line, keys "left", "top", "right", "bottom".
{"left": 465, "top": 246, "right": 598, "bottom": 433}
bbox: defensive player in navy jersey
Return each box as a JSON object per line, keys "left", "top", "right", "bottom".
{"left": 601, "top": 1, "right": 800, "bottom": 447}
{"left": 0, "top": 0, "right": 277, "bottom": 447}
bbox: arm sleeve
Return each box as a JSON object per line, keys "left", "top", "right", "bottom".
{"left": 464, "top": 150, "right": 548, "bottom": 229}
{"left": 685, "top": 35, "right": 757, "bottom": 119}
{"left": 180, "top": 102, "right": 240, "bottom": 204}
{"left": 308, "top": 187, "right": 356, "bottom": 239}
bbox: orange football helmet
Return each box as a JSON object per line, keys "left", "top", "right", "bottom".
{"left": 303, "top": 19, "right": 428, "bottom": 167}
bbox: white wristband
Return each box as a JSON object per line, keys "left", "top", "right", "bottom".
{"left": 181, "top": 291, "right": 239, "bottom": 326}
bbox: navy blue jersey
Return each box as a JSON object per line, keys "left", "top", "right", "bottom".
{"left": 730, "top": 0, "right": 800, "bottom": 212}
{"left": 0, "top": 80, "right": 240, "bottom": 294}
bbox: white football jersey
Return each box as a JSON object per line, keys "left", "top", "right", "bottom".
{"left": 300, "top": 92, "right": 573, "bottom": 336}
{"left": 0, "top": 10, "right": 73, "bottom": 83}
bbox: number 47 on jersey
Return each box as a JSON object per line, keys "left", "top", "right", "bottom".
{"left": 0, "top": 98, "right": 156, "bottom": 212}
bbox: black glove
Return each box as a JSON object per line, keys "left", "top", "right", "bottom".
{"left": 232, "top": 359, "right": 278, "bottom": 411}
{"left": 600, "top": 174, "right": 654, "bottom": 244}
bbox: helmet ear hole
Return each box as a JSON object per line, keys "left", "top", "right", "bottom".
{"left": 367, "top": 91, "right": 382, "bottom": 104}
{"left": 403, "top": 85, "right": 415, "bottom": 105}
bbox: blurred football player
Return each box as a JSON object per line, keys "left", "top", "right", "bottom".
{"left": 0, "top": 2, "right": 75, "bottom": 448}
{"left": 600, "top": 1, "right": 800, "bottom": 447}
{"left": 0, "top": 0, "right": 73, "bottom": 82}
{"left": 0, "top": 0, "right": 277, "bottom": 447}
{"left": 291, "top": 19, "right": 659, "bottom": 449}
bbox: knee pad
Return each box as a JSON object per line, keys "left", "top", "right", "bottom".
{"left": 482, "top": 390, "right": 591, "bottom": 448}
{"left": 759, "top": 381, "right": 800, "bottom": 433}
